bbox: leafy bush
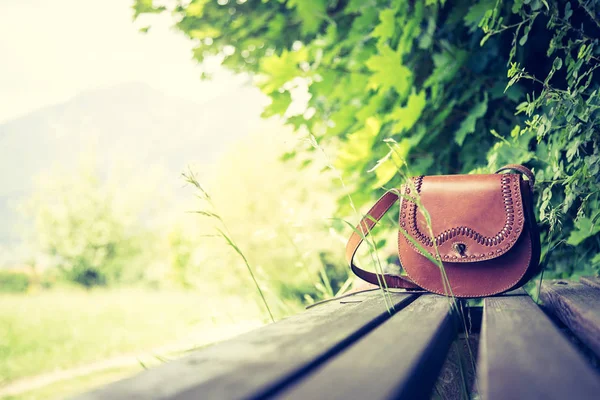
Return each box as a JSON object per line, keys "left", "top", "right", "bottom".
{"left": 0, "top": 270, "right": 30, "bottom": 293}
{"left": 136, "top": 0, "right": 600, "bottom": 279}
{"left": 23, "top": 160, "right": 160, "bottom": 287}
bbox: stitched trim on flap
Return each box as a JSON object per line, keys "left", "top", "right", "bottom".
{"left": 399, "top": 174, "right": 525, "bottom": 263}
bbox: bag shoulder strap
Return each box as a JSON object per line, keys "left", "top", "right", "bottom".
{"left": 346, "top": 164, "right": 535, "bottom": 289}
{"left": 345, "top": 190, "right": 420, "bottom": 289}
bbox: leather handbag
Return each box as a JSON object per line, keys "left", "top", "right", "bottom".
{"left": 346, "top": 164, "right": 541, "bottom": 298}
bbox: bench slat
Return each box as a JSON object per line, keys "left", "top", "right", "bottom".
{"left": 71, "top": 291, "right": 417, "bottom": 400}
{"left": 276, "top": 295, "right": 456, "bottom": 400}
{"left": 478, "top": 292, "right": 600, "bottom": 400}
{"left": 540, "top": 280, "right": 600, "bottom": 357}
{"left": 580, "top": 276, "right": 600, "bottom": 290}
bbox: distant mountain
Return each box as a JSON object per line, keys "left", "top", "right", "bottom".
{"left": 0, "top": 81, "right": 269, "bottom": 248}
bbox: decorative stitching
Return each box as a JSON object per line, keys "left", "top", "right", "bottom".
{"left": 397, "top": 225, "right": 532, "bottom": 298}
{"left": 402, "top": 174, "right": 524, "bottom": 262}
{"left": 409, "top": 175, "right": 514, "bottom": 246}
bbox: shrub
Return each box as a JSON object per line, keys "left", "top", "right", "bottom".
{"left": 136, "top": 0, "right": 600, "bottom": 278}
{"left": 0, "top": 271, "right": 30, "bottom": 293}
{"left": 23, "top": 160, "right": 160, "bottom": 287}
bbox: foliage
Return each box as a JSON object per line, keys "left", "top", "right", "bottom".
{"left": 135, "top": 0, "right": 600, "bottom": 279}
{"left": 23, "top": 161, "right": 156, "bottom": 287}
{"left": 18, "top": 127, "right": 346, "bottom": 312}
{"left": 0, "top": 271, "right": 30, "bottom": 293}
{"left": 165, "top": 227, "right": 194, "bottom": 289}
{"left": 481, "top": 0, "right": 600, "bottom": 279}
{"left": 184, "top": 129, "right": 349, "bottom": 316}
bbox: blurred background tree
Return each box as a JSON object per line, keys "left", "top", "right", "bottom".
{"left": 22, "top": 157, "right": 164, "bottom": 287}
{"left": 15, "top": 127, "right": 346, "bottom": 312}
{"left": 134, "top": 0, "right": 600, "bottom": 280}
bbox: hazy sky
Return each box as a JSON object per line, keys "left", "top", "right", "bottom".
{"left": 0, "top": 0, "right": 252, "bottom": 123}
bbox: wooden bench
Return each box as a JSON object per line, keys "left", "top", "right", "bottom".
{"left": 73, "top": 278, "right": 600, "bottom": 400}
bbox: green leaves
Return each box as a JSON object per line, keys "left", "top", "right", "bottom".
{"left": 455, "top": 94, "right": 489, "bottom": 146}
{"left": 552, "top": 57, "right": 563, "bottom": 70}
{"left": 387, "top": 90, "right": 426, "bottom": 133}
{"left": 567, "top": 217, "right": 600, "bottom": 246}
{"left": 335, "top": 117, "right": 382, "bottom": 172}
{"left": 132, "top": 0, "right": 165, "bottom": 19}
{"left": 135, "top": 0, "right": 600, "bottom": 279}
{"left": 464, "top": 0, "right": 497, "bottom": 31}
{"left": 261, "top": 91, "right": 292, "bottom": 118}
{"left": 185, "top": 0, "right": 209, "bottom": 17}
{"left": 370, "top": 128, "right": 427, "bottom": 189}
{"left": 424, "top": 47, "right": 468, "bottom": 102}
{"left": 369, "top": 140, "right": 407, "bottom": 189}
{"left": 257, "top": 48, "right": 308, "bottom": 94}
{"left": 486, "top": 127, "right": 535, "bottom": 170}
{"left": 372, "top": 8, "right": 396, "bottom": 44}
{"left": 365, "top": 45, "right": 412, "bottom": 98}
{"left": 287, "top": 0, "right": 327, "bottom": 35}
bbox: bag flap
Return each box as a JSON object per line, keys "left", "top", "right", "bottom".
{"left": 399, "top": 173, "right": 525, "bottom": 263}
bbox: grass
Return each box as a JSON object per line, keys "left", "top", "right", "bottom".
{"left": 0, "top": 288, "right": 265, "bottom": 392}
{"left": 1, "top": 366, "right": 140, "bottom": 400}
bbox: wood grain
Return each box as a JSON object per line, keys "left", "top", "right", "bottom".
{"left": 478, "top": 293, "right": 600, "bottom": 400}
{"left": 540, "top": 280, "right": 600, "bottom": 357}
{"left": 70, "top": 291, "right": 417, "bottom": 400}
{"left": 276, "top": 294, "right": 457, "bottom": 400}
{"left": 433, "top": 334, "right": 479, "bottom": 400}
{"left": 580, "top": 276, "right": 600, "bottom": 290}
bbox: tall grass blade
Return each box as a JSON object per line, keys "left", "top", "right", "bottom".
{"left": 307, "top": 135, "right": 394, "bottom": 311}
{"left": 215, "top": 227, "right": 275, "bottom": 322}
{"left": 153, "top": 354, "right": 169, "bottom": 363}
{"left": 184, "top": 170, "right": 275, "bottom": 323}
{"left": 137, "top": 358, "right": 148, "bottom": 370}
{"left": 187, "top": 210, "right": 222, "bottom": 220}
{"left": 182, "top": 169, "right": 212, "bottom": 201}
{"left": 334, "top": 275, "right": 354, "bottom": 297}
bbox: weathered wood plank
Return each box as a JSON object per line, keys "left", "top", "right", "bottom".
{"left": 580, "top": 276, "right": 600, "bottom": 290}
{"left": 478, "top": 294, "right": 600, "bottom": 400}
{"left": 540, "top": 280, "right": 600, "bottom": 357}
{"left": 71, "top": 291, "right": 417, "bottom": 400}
{"left": 433, "top": 333, "right": 479, "bottom": 400}
{"left": 276, "top": 295, "right": 457, "bottom": 400}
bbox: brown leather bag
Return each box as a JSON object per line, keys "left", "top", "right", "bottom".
{"left": 346, "top": 164, "right": 541, "bottom": 298}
